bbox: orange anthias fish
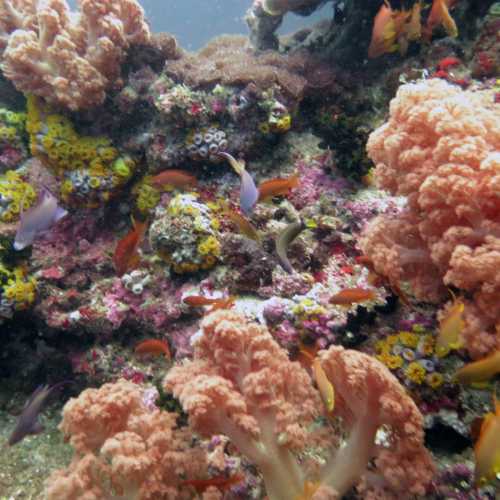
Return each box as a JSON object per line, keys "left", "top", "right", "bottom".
{"left": 312, "top": 358, "right": 335, "bottom": 413}
{"left": 368, "top": 1, "right": 409, "bottom": 58}
{"left": 113, "top": 218, "right": 148, "bottom": 277}
{"left": 226, "top": 210, "right": 261, "bottom": 243}
{"left": 435, "top": 295, "right": 464, "bottom": 357}
{"left": 150, "top": 169, "right": 197, "bottom": 189}
{"left": 368, "top": 0, "right": 422, "bottom": 58}
{"left": 135, "top": 339, "right": 171, "bottom": 359}
{"left": 296, "top": 344, "right": 335, "bottom": 414}
{"left": 181, "top": 472, "right": 245, "bottom": 494}
{"left": 183, "top": 295, "right": 235, "bottom": 311}
{"left": 424, "top": 0, "right": 458, "bottom": 41}
{"left": 473, "top": 395, "right": 500, "bottom": 486}
{"left": 257, "top": 174, "right": 300, "bottom": 202}
{"left": 330, "top": 288, "right": 376, "bottom": 305}
{"left": 455, "top": 350, "right": 500, "bottom": 386}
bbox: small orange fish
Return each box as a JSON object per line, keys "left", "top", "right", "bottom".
{"left": 312, "top": 358, "right": 335, "bottom": 413}
{"left": 113, "top": 218, "right": 148, "bottom": 277}
{"left": 183, "top": 295, "right": 235, "bottom": 311}
{"left": 257, "top": 174, "right": 299, "bottom": 202}
{"left": 474, "top": 395, "right": 500, "bottom": 485}
{"left": 226, "top": 210, "right": 261, "bottom": 243}
{"left": 436, "top": 294, "right": 464, "bottom": 357}
{"left": 181, "top": 473, "right": 245, "bottom": 494}
{"left": 455, "top": 350, "right": 500, "bottom": 385}
{"left": 296, "top": 344, "right": 334, "bottom": 413}
{"left": 330, "top": 288, "right": 376, "bottom": 305}
{"left": 150, "top": 169, "right": 197, "bottom": 189}
{"left": 424, "top": 0, "right": 458, "bottom": 41}
{"left": 135, "top": 339, "right": 171, "bottom": 359}
{"left": 295, "top": 343, "right": 320, "bottom": 371}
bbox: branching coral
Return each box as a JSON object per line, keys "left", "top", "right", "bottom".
{"left": 360, "top": 79, "right": 500, "bottom": 358}
{"left": 0, "top": 0, "right": 150, "bottom": 110}
{"left": 164, "top": 310, "right": 434, "bottom": 499}
{"left": 44, "top": 379, "right": 209, "bottom": 499}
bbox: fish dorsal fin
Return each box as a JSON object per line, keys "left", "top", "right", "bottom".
{"left": 23, "top": 385, "right": 47, "bottom": 409}
{"left": 218, "top": 152, "right": 245, "bottom": 176}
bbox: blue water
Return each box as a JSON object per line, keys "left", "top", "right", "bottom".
{"left": 68, "top": 0, "right": 330, "bottom": 50}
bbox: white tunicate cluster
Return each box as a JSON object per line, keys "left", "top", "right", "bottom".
{"left": 121, "top": 270, "right": 151, "bottom": 295}
{"left": 186, "top": 127, "right": 228, "bottom": 162}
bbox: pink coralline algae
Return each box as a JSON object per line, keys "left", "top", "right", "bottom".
{"left": 0, "top": 0, "right": 150, "bottom": 109}
{"left": 289, "top": 151, "right": 348, "bottom": 210}
{"left": 360, "top": 79, "right": 500, "bottom": 359}
{"left": 165, "top": 310, "right": 434, "bottom": 500}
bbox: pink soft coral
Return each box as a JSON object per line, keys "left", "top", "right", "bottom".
{"left": 0, "top": 0, "right": 150, "bottom": 109}
{"left": 361, "top": 79, "right": 500, "bottom": 358}
{"left": 164, "top": 310, "right": 434, "bottom": 499}
{"left": 44, "top": 379, "right": 208, "bottom": 499}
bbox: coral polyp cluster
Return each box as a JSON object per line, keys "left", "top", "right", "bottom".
{"left": 0, "top": 170, "right": 36, "bottom": 222}
{"left": 375, "top": 326, "right": 445, "bottom": 389}
{"left": 149, "top": 193, "right": 221, "bottom": 273}
{"left": 0, "top": 107, "right": 28, "bottom": 170}
{"left": 26, "top": 96, "right": 136, "bottom": 207}
{"left": 185, "top": 126, "right": 228, "bottom": 162}
{"left": 0, "top": 263, "right": 36, "bottom": 318}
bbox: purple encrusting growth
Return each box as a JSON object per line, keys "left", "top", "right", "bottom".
{"left": 14, "top": 188, "right": 67, "bottom": 250}
{"left": 8, "top": 384, "right": 64, "bottom": 446}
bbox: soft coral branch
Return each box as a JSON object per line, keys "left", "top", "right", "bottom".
{"left": 164, "top": 311, "right": 434, "bottom": 499}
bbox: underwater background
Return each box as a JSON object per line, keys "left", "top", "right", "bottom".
{"left": 0, "top": 0, "right": 499, "bottom": 499}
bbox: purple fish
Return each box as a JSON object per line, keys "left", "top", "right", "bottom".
{"left": 8, "top": 383, "right": 65, "bottom": 446}
{"left": 239, "top": 169, "right": 259, "bottom": 216}
{"left": 218, "top": 152, "right": 258, "bottom": 216}
{"left": 14, "top": 188, "right": 67, "bottom": 250}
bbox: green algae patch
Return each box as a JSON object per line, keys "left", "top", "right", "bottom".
{"left": 0, "top": 405, "right": 72, "bottom": 499}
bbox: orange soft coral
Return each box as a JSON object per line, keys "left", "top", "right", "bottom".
{"left": 164, "top": 311, "right": 434, "bottom": 499}
{"left": 44, "top": 379, "right": 208, "bottom": 500}
{"left": 0, "top": 0, "right": 150, "bottom": 110}
{"left": 361, "top": 79, "right": 500, "bottom": 358}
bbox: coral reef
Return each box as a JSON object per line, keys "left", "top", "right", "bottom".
{"left": 150, "top": 193, "right": 221, "bottom": 274}
{"left": 0, "top": 169, "right": 36, "bottom": 222}
{"left": 44, "top": 379, "right": 210, "bottom": 499}
{"left": 360, "top": 79, "right": 500, "bottom": 359}
{"left": 26, "top": 96, "right": 137, "bottom": 207}
{"left": 0, "top": 106, "right": 27, "bottom": 171}
{"left": 0, "top": 1, "right": 498, "bottom": 498}
{"left": 0, "top": 0, "right": 150, "bottom": 109}
{"left": 165, "top": 310, "right": 434, "bottom": 499}
{"left": 165, "top": 35, "right": 308, "bottom": 100}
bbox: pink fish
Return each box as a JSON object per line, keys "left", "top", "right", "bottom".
{"left": 14, "top": 188, "right": 67, "bottom": 250}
